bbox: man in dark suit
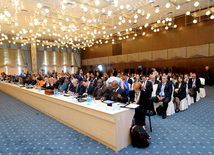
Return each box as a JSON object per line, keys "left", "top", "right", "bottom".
{"left": 188, "top": 73, "right": 201, "bottom": 102}
{"left": 82, "top": 80, "right": 95, "bottom": 96}
{"left": 101, "top": 80, "right": 128, "bottom": 103}
{"left": 150, "top": 75, "right": 160, "bottom": 85}
{"left": 141, "top": 75, "right": 153, "bottom": 98}
{"left": 67, "top": 79, "right": 85, "bottom": 95}
{"left": 205, "top": 66, "right": 212, "bottom": 86}
{"left": 92, "top": 79, "right": 109, "bottom": 100}
{"left": 155, "top": 72, "right": 162, "bottom": 82}
{"left": 149, "top": 75, "right": 173, "bottom": 119}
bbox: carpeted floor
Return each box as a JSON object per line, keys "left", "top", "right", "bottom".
{"left": 0, "top": 87, "right": 213, "bottom": 155}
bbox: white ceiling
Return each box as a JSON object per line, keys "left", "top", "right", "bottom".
{"left": 0, "top": 0, "right": 213, "bottom": 49}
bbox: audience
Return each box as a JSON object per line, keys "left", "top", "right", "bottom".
{"left": 0, "top": 67, "right": 211, "bottom": 120}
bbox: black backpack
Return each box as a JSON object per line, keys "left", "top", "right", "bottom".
{"left": 130, "top": 125, "right": 150, "bottom": 148}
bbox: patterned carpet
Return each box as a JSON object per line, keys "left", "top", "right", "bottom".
{"left": 0, "top": 87, "right": 213, "bottom": 155}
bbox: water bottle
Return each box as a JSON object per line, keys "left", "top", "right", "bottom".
{"left": 25, "top": 83, "right": 27, "bottom": 87}
{"left": 6, "top": 80, "right": 8, "bottom": 83}
{"left": 29, "top": 85, "right": 31, "bottom": 89}
{"left": 54, "top": 88, "right": 56, "bottom": 96}
{"left": 86, "top": 95, "right": 89, "bottom": 102}
{"left": 55, "top": 89, "right": 58, "bottom": 96}
{"left": 88, "top": 95, "right": 91, "bottom": 103}
{"left": 17, "top": 82, "right": 19, "bottom": 86}
{"left": 38, "top": 86, "right": 41, "bottom": 92}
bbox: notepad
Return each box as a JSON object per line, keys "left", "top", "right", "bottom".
{"left": 103, "top": 100, "right": 115, "bottom": 104}
{"left": 125, "top": 104, "right": 139, "bottom": 109}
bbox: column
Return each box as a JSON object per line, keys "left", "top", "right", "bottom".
{"left": 31, "top": 43, "right": 37, "bottom": 74}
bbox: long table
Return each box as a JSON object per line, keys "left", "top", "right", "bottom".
{"left": 0, "top": 82, "right": 135, "bottom": 151}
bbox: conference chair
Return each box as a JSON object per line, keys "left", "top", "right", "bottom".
{"left": 199, "top": 77, "right": 206, "bottom": 98}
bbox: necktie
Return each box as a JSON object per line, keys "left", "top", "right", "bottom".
{"left": 160, "top": 84, "right": 165, "bottom": 97}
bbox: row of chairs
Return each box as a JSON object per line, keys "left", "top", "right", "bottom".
{"left": 152, "top": 77, "right": 206, "bottom": 116}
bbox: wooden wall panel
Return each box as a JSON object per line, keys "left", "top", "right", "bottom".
{"left": 88, "top": 59, "right": 94, "bottom": 66}
{"left": 93, "top": 58, "right": 101, "bottom": 65}
{"left": 168, "top": 47, "right": 187, "bottom": 59}
{"left": 187, "top": 44, "right": 209, "bottom": 58}
{"left": 117, "top": 55, "right": 128, "bottom": 63}
{"left": 138, "top": 51, "right": 152, "bottom": 61}
{"left": 210, "top": 43, "right": 214, "bottom": 56}
{"left": 82, "top": 59, "right": 87, "bottom": 66}
{"left": 152, "top": 50, "right": 168, "bottom": 60}
{"left": 127, "top": 53, "right": 139, "bottom": 62}
{"left": 100, "top": 57, "right": 109, "bottom": 64}
{"left": 108, "top": 56, "right": 118, "bottom": 64}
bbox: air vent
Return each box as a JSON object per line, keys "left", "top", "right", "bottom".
{"left": 21, "top": 9, "right": 28, "bottom": 12}
{"left": 154, "top": 5, "right": 160, "bottom": 8}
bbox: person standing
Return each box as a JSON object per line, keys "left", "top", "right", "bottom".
{"left": 205, "top": 66, "right": 212, "bottom": 86}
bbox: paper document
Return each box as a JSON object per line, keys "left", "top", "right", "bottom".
{"left": 125, "top": 104, "right": 139, "bottom": 109}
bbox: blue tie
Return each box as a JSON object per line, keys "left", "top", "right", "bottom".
{"left": 160, "top": 84, "right": 165, "bottom": 97}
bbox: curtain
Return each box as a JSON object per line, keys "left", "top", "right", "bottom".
{"left": 22, "top": 50, "right": 32, "bottom": 72}
{"left": 37, "top": 51, "right": 44, "bottom": 73}
{"left": 74, "top": 52, "right": 81, "bottom": 68}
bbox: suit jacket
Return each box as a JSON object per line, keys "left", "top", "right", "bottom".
{"left": 188, "top": 78, "right": 201, "bottom": 92}
{"left": 91, "top": 78, "right": 97, "bottom": 87}
{"left": 174, "top": 82, "right": 186, "bottom": 100}
{"left": 142, "top": 80, "right": 153, "bottom": 98}
{"left": 155, "top": 76, "right": 162, "bottom": 81}
{"left": 205, "top": 69, "right": 211, "bottom": 78}
{"left": 70, "top": 83, "right": 85, "bottom": 95}
{"left": 93, "top": 85, "right": 109, "bottom": 99}
{"left": 150, "top": 79, "right": 160, "bottom": 85}
{"left": 129, "top": 90, "right": 150, "bottom": 109}
{"left": 84, "top": 84, "right": 95, "bottom": 95}
{"left": 156, "top": 81, "right": 172, "bottom": 98}
{"left": 105, "top": 87, "right": 128, "bottom": 103}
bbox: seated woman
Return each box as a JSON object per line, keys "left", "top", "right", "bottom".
{"left": 129, "top": 82, "right": 151, "bottom": 139}
{"left": 58, "top": 79, "right": 67, "bottom": 92}
{"left": 173, "top": 76, "right": 187, "bottom": 113}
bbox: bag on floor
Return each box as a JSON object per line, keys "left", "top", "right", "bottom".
{"left": 130, "top": 125, "right": 150, "bottom": 148}
{"left": 156, "top": 105, "right": 164, "bottom": 116}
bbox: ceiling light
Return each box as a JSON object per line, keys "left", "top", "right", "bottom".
{"left": 206, "top": 10, "right": 211, "bottom": 16}
{"left": 134, "top": 34, "right": 137, "bottom": 37}
{"left": 126, "top": 36, "right": 129, "bottom": 38}
{"left": 37, "top": 3, "right": 42, "bottom": 9}
{"left": 146, "top": 13, "right": 151, "bottom": 19}
{"left": 139, "top": 26, "right": 142, "bottom": 29}
{"left": 165, "top": 26, "right": 168, "bottom": 30}
{"left": 118, "top": 22, "right": 121, "bottom": 25}
{"left": 95, "top": 0, "right": 100, "bottom": 6}
{"left": 157, "top": 20, "right": 160, "bottom": 23}
{"left": 211, "top": 15, "right": 214, "bottom": 19}
{"left": 134, "top": 20, "right": 137, "bottom": 23}
{"left": 84, "top": 7, "right": 88, "bottom": 12}
{"left": 142, "top": 32, "right": 145, "bottom": 36}
{"left": 119, "top": 16, "right": 122, "bottom": 20}
{"left": 66, "top": 18, "right": 69, "bottom": 22}
{"left": 134, "top": 14, "right": 138, "bottom": 19}
{"left": 129, "top": 19, "right": 132, "bottom": 23}
{"left": 102, "top": 8, "right": 105, "bottom": 13}
{"left": 102, "top": 26, "right": 105, "bottom": 30}
{"left": 186, "top": 11, "right": 190, "bottom": 15}
{"left": 174, "top": 25, "right": 177, "bottom": 28}
{"left": 133, "top": 37, "right": 135, "bottom": 40}
{"left": 162, "top": 20, "right": 165, "bottom": 24}
{"left": 137, "top": 9, "right": 141, "bottom": 13}
{"left": 144, "top": 23, "right": 149, "bottom": 28}
{"left": 45, "top": 9, "right": 49, "bottom": 13}
{"left": 176, "top": 5, "right": 180, "bottom": 10}
{"left": 95, "top": 9, "right": 99, "bottom": 13}
{"left": 194, "top": 1, "right": 199, "bottom": 7}
{"left": 114, "top": 26, "right": 117, "bottom": 29}
{"left": 129, "top": 28, "right": 132, "bottom": 31}
{"left": 15, "top": 22, "right": 18, "bottom": 26}
{"left": 43, "top": 19, "right": 47, "bottom": 23}
{"left": 120, "top": 5, "right": 124, "bottom": 9}
{"left": 122, "top": 19, "right": 125, "bottom": 23}
{"left": 151, "top": 27, "right": 154, "bottom": 30}
{"left": 108, "top": 11, "right": 112, "bottom": 16}
{"left": 11, "top": 30, "right": 15, "bottom": 33}
{"left": 155, "top": 8, "right": 159, "bottom": 13}
{"left": 193, "top": 19, "right": 197, "bottom": 23}
{"left": 168, "top": 22, "right": 172, "bottom": 26}
{"left": 165, "top": 3, "right": 170, "bottom": 8}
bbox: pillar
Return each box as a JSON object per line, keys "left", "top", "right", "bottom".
{"left": 31, "top": 43, "right": 37, "bottom": 74}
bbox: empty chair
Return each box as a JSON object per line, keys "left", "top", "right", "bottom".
{"left": 179, "top": 98, "right": 188, "bottom": 111}
{"left": 199, "top": 77, "right": 206, "bottom": 98}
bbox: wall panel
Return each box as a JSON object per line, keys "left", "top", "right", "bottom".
{"left": 187, "top": 44, "right": 209, "bottom": 58}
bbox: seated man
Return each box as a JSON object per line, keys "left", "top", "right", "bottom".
{"left": 67, "top": 79, "right": 85, "bottom": 95}
{"left": 101, "top": 80, "right": 128, "bottom": 103}
{"left": 141, "top": 75, "right": 153, "bottom": 98}
{"left": 188, "top": 73, "right": 201, "bottom": 102}
{"left": 82, "top": 80, "right": 95, "bottom": 96}
{"left": 92, "top": 79, "right": 109, "bottom": 100}
{"left": 150, "top": 75, "right": 160, "bottom": 85}
{"left": 149, "top": 75, "right": 172, "bottom": 119}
